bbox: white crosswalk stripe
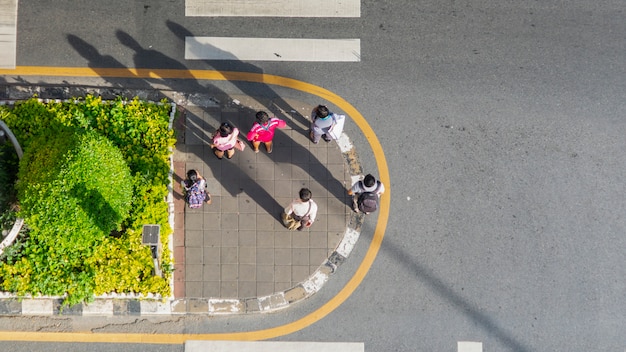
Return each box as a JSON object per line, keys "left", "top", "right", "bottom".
{"left": 186, "top": 0, "right": 360, "bottom": 17}
{"left": 185, "top": 341, "right": 364, "bottom": 352}
{"left": 458, "top": 341, "right": 483, "bottom": 352}
{"left": 185, "top": 37, "right": 360, "bottom": 62}
{"left": 0, "top": 0, "right": 18, "bottom": 69}
{"left": 184, "top": 0, "right": 361, "bottom": 62}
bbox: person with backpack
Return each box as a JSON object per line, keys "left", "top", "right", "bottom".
{"left": 282, "top": 188, "right": 318, "bottom": 231}
{"left": 181, "top": 169, "right": 211, "bottom": 208}
{"left": 246, "top": 110, "right": 286, "bottom": 154}
{"left": 348, "top": 174, "right": 385, "bottom": 214}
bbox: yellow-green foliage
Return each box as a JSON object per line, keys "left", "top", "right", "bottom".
{"left": 0, "top": 96, "right": 175, "bottom": 305}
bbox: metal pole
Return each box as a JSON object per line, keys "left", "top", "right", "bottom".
{"left": 0, "top": 119, "right": 23, "bottom": 160}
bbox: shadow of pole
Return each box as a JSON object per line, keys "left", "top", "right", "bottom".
{"left": 358, "top": 222, "right": 532, "bottom": 352}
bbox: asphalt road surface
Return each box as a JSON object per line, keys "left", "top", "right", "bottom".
{"left": 1, "top": 0, "right": 625, "bottom": 351}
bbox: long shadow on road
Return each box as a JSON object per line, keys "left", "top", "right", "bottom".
{"left": 358, "top": 220, "right": 532, "bottom": 352}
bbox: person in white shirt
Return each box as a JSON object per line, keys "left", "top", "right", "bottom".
{"left": 284, "top": 188, "right": 318, "bottom": 231}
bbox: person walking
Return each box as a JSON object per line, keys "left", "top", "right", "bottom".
{"left": 211, "top": 122, "right": 241, "bottom": 160}
{"left": 282, "top": 188, "right": 318, "bottom": 231}
{"left": 246, "top": 110, "right": 286, "bottom": 153}
{"left": 309, "top": 104, "right": 337, "bottom": 144}
{"left": 348, "top": 174, "right": 385, "bottom": 214}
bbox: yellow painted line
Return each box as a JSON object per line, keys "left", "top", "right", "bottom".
{"left": 0, "top": 66, "right": 390, "bottom": 344}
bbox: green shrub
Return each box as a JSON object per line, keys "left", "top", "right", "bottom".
{"left": 1, "top": 129, "right": 133, "bottom": 305}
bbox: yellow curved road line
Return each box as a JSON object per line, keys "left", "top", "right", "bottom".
{"left": 0, "top": 66, "right": 390, "bottom": 344}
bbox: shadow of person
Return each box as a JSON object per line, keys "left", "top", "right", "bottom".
{"left": 115, "top": 29, "right": 209, "bottom": 94}
{"left": 67, "top": 34, "right": 150, "bottom": 91}
{"left": 164, "top": 20, "right": 312, "bottom": 132}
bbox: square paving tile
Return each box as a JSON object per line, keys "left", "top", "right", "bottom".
{"left": 221, "top": 281, "right": 238, "bottom": 297}
{"left": 256, "top": 265, "right": 274, "bottom": 282}
{"left": 185, "top": 212, "right": 204, "bottom": 230}
{"left": 257, "top": 233, "right": 274, "bottom": 248}
{"left": 292, "top": 248, "right": 309, "bottom": 266}
{"left": 238, "top": 195, "right": 257, "bottom": 213}
{"left": 273, "top": 232, "right": 291, "bottom": 248}
{"left": 256, "top": 164, "right": 274, "bottom": 180}
{"left": 292, "top": 232, "right": 309, "bottom": 248}
{"left": 186, "top": 264, "right": 203, "bottom": 281}
{"left": 238, "top": 281, "right": 257, "bottom": 298}
{"left": 239, "top": 213, "right": 256, "bottom": 230}
{"left": 239, "top": 264, "right": 256, "bottom": 281}
{"left": 239, "top": 247, "right": 256, "bottom": 264}
{"left": 221, "top": 264, "right": 238, "bottom": 281}
{"left": 204, "top": 230, "right": 222, "bottom": 247}
{"left": 222, "top": 229, "right": 239, "bottom": 247}
{"left": 221, "top": 213, "right": 239, "bottom": 229}
{"left": 256, "top": 282, "right": 275, "bottom": 297}
{"left": 220, "top": 195, "right": 239, "bottom": 213}
{"left": 203, "top": 282, "right": 220, "bottom": 298}
{"left": 239, "top": 231, "right": 256, "bottom": 246}
{"left": 292, "top": 265, "right": 309, "bottom": 283}
{"left": 309, "top": 249, "right": 328, "bottom": 266}
{"left": 203, "top": 247, "right": 220, "bottom": 264}
{"left": 221, "top": 247, "right": 238, "bottom": 264}
{"left": 309, "top": 232, "right": 327, "bottom": 249}
{"left": 186, "top": 230, "right": 204, "bottom": 247}
{"left": 203, "top": 212, "right": 221, "bottom": 227}
{"left": 274, "top": 180, "right": 293, "bottom": 197}
{"left": 186, "top": 282, "right": 203, "bottom": 298}
{"left": 274, "top": 248, "right": 292, "bottom": 265}
{"left": 274, "top": 265, "right": 291, "bottom": 282}
{"left": 257, "top": 213, "right": 276, "bottom": 231}
{"left": 256, "top": 248, "right": 274, "bottom": 265}
{"left": 203, "top": 264, "right": 220, "bottom": 281}
{"left": 186, "top": 248, "right": 203, "bottom": 265}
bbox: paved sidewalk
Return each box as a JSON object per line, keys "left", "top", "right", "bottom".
{"left": 172, "top": 99, "right": 354, "bottom": 301}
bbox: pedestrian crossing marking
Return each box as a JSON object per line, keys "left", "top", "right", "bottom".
{"left": 185, "top": 340, "right": 365, "bottom": 352}
{"left": 0, "top": 0, "right": 18, "bottom": 69}
{"left": 458, "top": 341, "right": 483, "bottom": 352}
{"left": 186, "top": 0, "right": 360, "bottom": 17}
{"left": 185, "top": 37, "right": 361, "bottom": 62}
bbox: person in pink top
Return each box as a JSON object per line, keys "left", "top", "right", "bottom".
{"left": 246, "top": 111, "right": 286, "bottom": 153}
{"left": 211, "top": 122, "right": 240, "bottom": 159}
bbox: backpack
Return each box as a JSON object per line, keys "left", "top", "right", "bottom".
{"left": 186, "top": 181, "right": 206, "bottom": 208}
{"left": 357, "top": 182, "right": 380, "bottom": 213}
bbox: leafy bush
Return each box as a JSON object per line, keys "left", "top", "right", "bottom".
{"left": 1, "top": 129, "right": 133, "bottom": 305}
{"left": 0, "top": 96, "right": 175, "bottom": 304}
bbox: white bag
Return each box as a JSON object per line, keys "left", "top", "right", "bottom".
{"left": 327, "top": 114, "right": 345, "bottom": 140}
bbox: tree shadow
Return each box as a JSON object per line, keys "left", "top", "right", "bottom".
{"left": 71, "top": 182, "right": 122, "bottom": 235}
